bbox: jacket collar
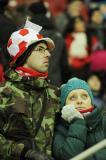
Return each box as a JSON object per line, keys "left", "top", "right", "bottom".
{"left": 85, "top": 106, "right": 103, "bottom": 129}
{"left": 5, "top": 69, "right": 49, "bottom": 91}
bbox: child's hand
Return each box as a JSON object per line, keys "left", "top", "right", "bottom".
{"left": 61, "top": 104, "right": 84, "bottom": 123}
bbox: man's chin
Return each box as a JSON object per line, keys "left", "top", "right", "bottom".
{"left": 40, "top": 68, "right": 48, "bottom": 73}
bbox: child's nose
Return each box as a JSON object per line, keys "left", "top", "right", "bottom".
{"left": 77, "top": 96, "right": 83, "bottom": 104}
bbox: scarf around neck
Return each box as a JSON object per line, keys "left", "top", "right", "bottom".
{"left": 15, "top": 66, "right": 48, "bottom": 79}
{"left": 78, "top": 106, "right": 94, "bottom": 117}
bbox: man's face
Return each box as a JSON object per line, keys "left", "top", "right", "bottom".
{"left": 65, "top": 89, "right": 92, "bottom": 110}
{"left": 24, "top": 42, "right": 51, "bottom": 72}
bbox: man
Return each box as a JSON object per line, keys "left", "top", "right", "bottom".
{"left": 0, "top": 20, "right": 59, "bottom": 160}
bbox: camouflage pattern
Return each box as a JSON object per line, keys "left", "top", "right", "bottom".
{"left": 0, "top": 69, "right": 59, "bottom": 159}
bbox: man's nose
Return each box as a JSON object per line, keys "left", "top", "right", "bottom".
{"left": 45, "top": 50, "right": 51, "bottom": 57}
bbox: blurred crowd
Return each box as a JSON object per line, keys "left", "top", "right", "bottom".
{"left": 1, "top": 0, "right": 106, "bottom": 108}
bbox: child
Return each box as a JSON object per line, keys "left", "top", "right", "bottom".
{"left": 53, "top": 77, "right": 106, "bottom": 160}
{"left": 65, "top": 17, "right": 89, "bottom": 69}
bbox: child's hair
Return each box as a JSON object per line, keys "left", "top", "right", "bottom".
{"left": 66, "top": 16, "right": 85, "bottom": 33}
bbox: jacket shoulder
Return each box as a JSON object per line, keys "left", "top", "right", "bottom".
{"left": 48, "top": 84, "right": 60, "bottom": 99}
{"left": 0, "top": 81, "right": 27, "bottom": 110}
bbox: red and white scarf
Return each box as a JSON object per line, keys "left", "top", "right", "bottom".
{"left": 16, "top": 66, "right": 48, "bottom": 79}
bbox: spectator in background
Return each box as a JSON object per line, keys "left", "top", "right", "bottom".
{"left": 100, "top": 3, "right": 106, "bottom": 22}
{"left": 87, "top": 7, "right": 106, "bottom": 51}
{"left": 0, "top": 0, "right": 16, "bottom": 69}
{"left": 61, "top": 16, "right": 90, "bottom": 83}
{"left": 54, "top": 0, "right": 88, "bottom": 36}
{"left": 6, "top": 0, "right": 35, "bottom": 28}
{"left": 87, "top": 7, "right": 106, "bottom": 78}
{"left": 87, "top": 72, "right": 104, "bottom": 108}
{"left": 29, "top": 1, "right": 65, "bottom": 86}
{"left": 53, "top": 77, "right": 106, "bottom": 160}
{"left": 65, "top": 16, "right": 89, "bottom": 69}
{"left": 44, "top": 0, "right": 66, "bottom": 17}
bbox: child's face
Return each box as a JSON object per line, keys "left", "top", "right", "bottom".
{"left": 74, "top": 20, "right": 86, "bottom": 32}
{"left": 87, "top": 75, "right": 101, "bottom": 91}
{"left": 65, "top": 89, "right": 92, "bottom": 110}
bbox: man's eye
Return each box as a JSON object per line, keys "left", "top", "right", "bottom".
{"left": 38, "top": 48, "right": 44, "bottom": 51}
{"left": 35, "top": 47, "right": 45, "bottom": 52}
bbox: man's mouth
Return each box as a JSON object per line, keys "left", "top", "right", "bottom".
{"left": 44, "top": 61, "right": 48, "bottom": 63}
{"left": 44, "top": 59, "right": 49, "bottom": 63}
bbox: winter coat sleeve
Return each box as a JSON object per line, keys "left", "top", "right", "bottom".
{"left": 0, "top": 108, "right": 26, "bottom": 160}
{"left": 0, "top": 83, "right": 31, "bottom": 159}
{"left": 53, "top": 118, "right": 87, "bottom": 160}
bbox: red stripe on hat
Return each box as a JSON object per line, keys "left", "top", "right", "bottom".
{"left": 16, "top": 41, "right": 27, "bottom": 58}
{"left": 10, "top": 41, "right": 27, "bottom": 66}
{"left": 37, "top": 34, "right": 43, "bottom": 39}
{"left": 7, "top": 39, "right": 12, "bottom": 48}
{"left": 19, "top": 29, "right": 29, "bottom": 36}
{"left": 19, "top": 41, "right": 27, "bottom": 50}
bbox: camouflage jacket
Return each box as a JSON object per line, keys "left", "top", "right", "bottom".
{"left": 0, "top": 69, "right": 59, "bottom": 160}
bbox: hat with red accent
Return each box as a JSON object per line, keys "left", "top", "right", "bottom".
{"left": 7, "top": 19, "right": 55, "bottom": 66}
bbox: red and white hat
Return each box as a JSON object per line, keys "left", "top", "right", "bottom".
{"left": 7, "top": 20, "right": 55, "bottom": 65}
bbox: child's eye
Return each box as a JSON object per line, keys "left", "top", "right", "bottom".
{"left": 70, "top": 96, "right": 76, "bottom": 100}
{"left": 82, "top": 94, "right": 88, "bottom": 99}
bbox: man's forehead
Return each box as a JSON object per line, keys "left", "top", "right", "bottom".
{"left": 35, "top": 42, "right": 47, "bottom": 48}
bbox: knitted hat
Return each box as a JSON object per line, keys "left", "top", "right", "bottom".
{"left": 7, "top": 19, "right": 55, "bottom": 66}
{"left": 61, "top": 77, "right": 94, "bottom": 107}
